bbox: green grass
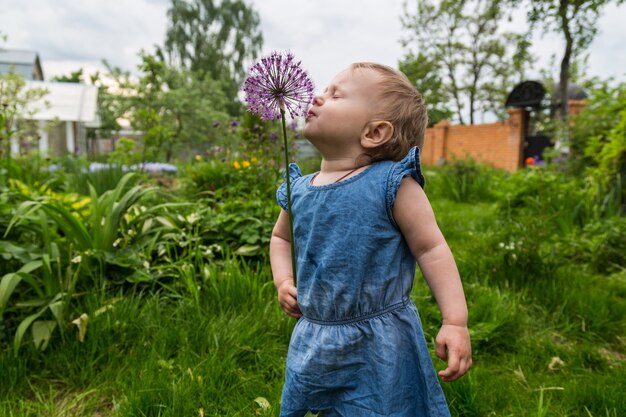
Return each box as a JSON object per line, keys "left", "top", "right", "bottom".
{"left": 412, "top": 197, "right": 626, "bottom": 417}
{"left": 1, "top": 172, "right": 625, "bottom": 416}
{"left": 0, "top": 260, "right": 292, "bottom": 416}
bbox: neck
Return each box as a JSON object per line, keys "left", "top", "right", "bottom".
{"left": 320, "top": 157, "right": 360, "bottom": 173}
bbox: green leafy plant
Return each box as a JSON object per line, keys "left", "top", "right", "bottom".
{"left": 107, "top": 137, "right": 141, "bottom": 167}
{"left": 0, "top": 211, "right": 83, "bottom": 355}
{"left": 1, "top": 173, "right": 153, "bottom": 353}
{"left": 425, "top": 158, "right": 504, "bottom": 203}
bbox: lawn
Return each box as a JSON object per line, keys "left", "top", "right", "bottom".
{"left": 0, "top": 156, "right": 624, "bottom": 416}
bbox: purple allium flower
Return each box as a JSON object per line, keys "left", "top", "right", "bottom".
{"left": 242, "top": 51, "right": 315, "bottom": 120}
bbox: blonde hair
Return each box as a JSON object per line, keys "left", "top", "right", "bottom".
{"left": 350, "top": 62, "right": 428, "bottom": 163}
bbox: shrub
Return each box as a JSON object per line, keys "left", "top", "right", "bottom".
{"left": 1, "top": 174, "right": 154, "bottom": 353}
{"left": 553, "top": 216, "right": 626, "bottom": 274}
{"left": 424, "top": 158, "right": 505, "bottom": 203}
{"left": 571, "top": 81, "right": 626, "bottom": 214}
{"left": 181, "top": 156, "right": 280, "bottom": 202}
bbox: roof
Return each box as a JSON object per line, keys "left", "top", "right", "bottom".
{"left": 0, "top": 49, "right": 39, "bottom": 65}
{"left": 23, "top": 81, "right": 99, "bottom": 124}
{"left": 0, "top": 49, "right": 43, "bottom": 80}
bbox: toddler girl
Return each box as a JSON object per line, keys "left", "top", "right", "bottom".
{"left": 270, "top": 62, "right": 472, "bottom": 417}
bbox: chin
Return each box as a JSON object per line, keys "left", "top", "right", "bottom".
{"left": 303, "top": 133, "right": 322, "bottom": 149}
{"left": 302, "top": 126, "right": 315, "bottom": 140}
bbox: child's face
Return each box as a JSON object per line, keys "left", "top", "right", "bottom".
{"left": 303, "top": 67, "right": 382, "bottom": 149}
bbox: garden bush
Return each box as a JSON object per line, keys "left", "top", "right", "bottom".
{"left": 1, "top": 140, "right": 625, "bottom": 415}
{"left": 424, "top": 157, "right": 505, "bottom": 203}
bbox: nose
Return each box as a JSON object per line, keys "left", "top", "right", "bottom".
{"left": 313, "top": 95, "right": 324, "bottom": 106}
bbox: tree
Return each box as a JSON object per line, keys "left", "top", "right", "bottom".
{"left": 526, "top": 0, "right": 625, "bottom": 122}
{"left": 161, "top": 0, "right": 263, "bottom": 115}
{"left": 108, "top": 51, "right": 232, "bottom": 162}
{"left": 0, "top": 71, "right": 48, "bottom": 177}
{"left": 399, "top": 53, "right": 455, "bottom": 126}
{"left": 87, "top": 69, "right": 128, "bottom": 139}
{"left": 52, "top": 69, "right": 84, "bottom": 83}
{"left": 401, "top": 0, "right": 534, "bottom": 124}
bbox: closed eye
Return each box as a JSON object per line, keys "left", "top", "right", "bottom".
{"left": 323, "top": 85, "right": 342, "bottom": 99}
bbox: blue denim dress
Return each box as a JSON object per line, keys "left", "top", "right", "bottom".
{"left": 276, "top": 147, "right": 450, "bottom": 417}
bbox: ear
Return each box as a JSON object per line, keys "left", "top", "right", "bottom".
{"left": 361, "top": 121, "right": 394, "bottom": 149}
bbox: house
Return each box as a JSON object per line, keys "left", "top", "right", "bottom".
{"left": 0, "top": 49, "right": 44, "bottom": 80}
{"left": 0, "top": 48, "right": 99, "bottom": 156}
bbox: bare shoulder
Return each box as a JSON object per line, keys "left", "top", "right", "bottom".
{"left": 393, "top": 177, "right": 434, "bottom": 221}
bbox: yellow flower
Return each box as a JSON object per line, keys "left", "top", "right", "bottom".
{"left": 71, "top": 197, "right": 91, "bottom": 210}
{"left": 242, "top": 160, "right": 251, "bottom": 168}
{"left": 232, "top": 161, "right": 241, "bottom": 169}
{"left": 251, "top": 156, "right": 258, "bottom": 163}
{"left": 195, "top": 154, "right": 202, "bottom": 162}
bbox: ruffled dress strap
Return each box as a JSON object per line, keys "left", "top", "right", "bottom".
{"left": 385, "top": 146, "right": 426, "bottom": 224}
{"left": 276, "top": 163, "right": 303, "bottom": 211}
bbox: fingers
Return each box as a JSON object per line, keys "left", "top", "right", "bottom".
{"left": 438, "top": 353, "right": 472, "bottom": 382}
{"left": 281, "top": 298, "right": 302, "bottom": 318}
{"left": 435, "top": 336, "right": 447, "bottom": 361}
{"left": 436, "top": 325, "right": 473, "bottom": 382}
{"left": 278, "top": 284, "right": 302, "bottom": 318}
{"left": 438, "top": 352, "right": 459, "bottom": 382}
{"left": 437, "top": 345, "right": 473, "bottom": 382}
{"left": 279, "top": 295, "right": 301, "bottom": 318}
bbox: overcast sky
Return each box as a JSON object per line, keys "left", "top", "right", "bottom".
{"left": 1, "top": 0, "right": 625, "bottom": 91}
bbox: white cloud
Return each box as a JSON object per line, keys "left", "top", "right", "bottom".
{"left": 255, "top": 0, "right": 407, "bottom": 87}
{"left": 1, "top": 0, "right": 624, "bottom": 89}
{"left": 2, "top": 0, "right": 168, "bottom": 76}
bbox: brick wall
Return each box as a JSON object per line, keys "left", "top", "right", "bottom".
{"left": 421, "top": 100, "right": 584, "bottom": 172}
{"left": 422, "top": 108, "right": 525, "bottom": 172}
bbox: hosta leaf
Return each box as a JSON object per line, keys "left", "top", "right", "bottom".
{"left": 0, "top": 260, "right": 44, "bottom": 313}
{"left": 32, "top": 320, "right": 57, "bottom": 350}
{"left": 0, "top": 273, "right": 22, "bottom": 313}
{"left": 14, "top": 309, "right": 45, "bottom": 355}
{"left": 18, "top": 260, "right": 43, "bottom": 274}
{"left": 235, "top": 244, "right": 260, "bottom": 256}
{"left": 15, "top": 299, "right": 48, "bottom": 308}
{"left": 142, "top": 218, "right": 153, "bottom": 234}
{"left": 0, "top": 241, "right": 35, "bottom": 263}
{"left": 156, "top": 216, "right": 177, "bottom": 229}
{"left": 48, "top": 299, "right": 66, "bottom": 327}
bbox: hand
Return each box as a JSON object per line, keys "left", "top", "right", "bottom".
{"left": 277, "top": 280, "right": 302, "bottom": 318}
{"left": 435, "top": 324, "right": 472, "bottom": 382}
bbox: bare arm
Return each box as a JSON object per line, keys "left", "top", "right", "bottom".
{"left": 393, "top": 177, "right": 472, "bottom": 381}
{"left": 269, "top": 209, "right": 301, "bottom": 318}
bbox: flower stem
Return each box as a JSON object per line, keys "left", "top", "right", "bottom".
{"left": 280, "top": 108, "right": 298, "bottom": 287}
